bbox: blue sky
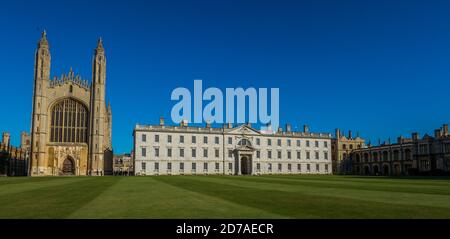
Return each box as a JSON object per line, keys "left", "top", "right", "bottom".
{"left": 1, "top": 0, "right": 449, "bottom": 153}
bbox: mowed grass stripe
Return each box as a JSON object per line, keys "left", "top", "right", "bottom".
{"left": 155, "top": 176, "right": 450, "bottom": 218}
{"left": 219, "top": 175, "right": 450, "bottom": 196}
{"left": 0, "top": 176, "right": 93, "bottom": 197}
{"left": 199, "top": 176, "right": 450, "bottom": 210}
{"left": 266, "top": 175, "right": 450, "bottom": 187}
{"left": 0, "top": 177, "right": 118, "bottom": 218}
{"left": 68, "top": 176, "right": 284, "bottom": 218}
{"left": 266, "top": 175, "right": 450, "bottom": 186}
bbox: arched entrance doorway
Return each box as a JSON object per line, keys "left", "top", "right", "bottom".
{"left": 240, "top": 156, "right": 252, "bottom": 175}
{"left": 364, "top": 166, "right": 370, "bottom": 175}
{"left": 382, "top": 164, "right": 390, "bottom": 176}
{"left": 373, "top": 165, "right": 380, "bottom": 175}
{"left": 62, "top": 157, "right": 75, "bottom": 175}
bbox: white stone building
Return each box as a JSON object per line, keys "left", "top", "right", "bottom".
{"left": 133, "top": 119, "right": 332, "bottom": 176}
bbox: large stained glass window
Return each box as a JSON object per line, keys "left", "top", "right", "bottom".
{"left": 50, "top": 98, "right": 88, "bottom": 143}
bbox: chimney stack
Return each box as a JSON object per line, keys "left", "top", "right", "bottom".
{"left": 435, "top": 129, "right": 442, "bottom": 138}
{"left": 159, "top": 117, "right": 165, "bottom": 126}
{"left": 443, "top": 124, "right": 449, "bottom": 136}
{"left": 206, "top": 121, "right": 211, "bottom": 128}
{"left": 412, "top": 132, "right": 419, "bottom": 141}
{"left": 228, "top": 122, "right": 232, "bottom": 129}
{"left": 286, "top": 124, "right": 291, "bottom": 133}
{"left": 335, "top": 129, "right": 341, "bottom": 139}
{"left": 278, "top": 127, "right": 283, "bottom": 133}
{"left": 397, "top": 136, "right": 403, "bottom": 144}
{"left": 180, "top": 119, "right": 188, "bottom": 127}
{"left": 303, "top": 125, "right": 309, "bottom": 133}
{"left": 348, "top": 130, "right": 353, "bottom": 139}
{"left": 2, "top": 132, "right": 10, "bottom": 146}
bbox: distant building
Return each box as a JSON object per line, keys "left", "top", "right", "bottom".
{"left": 351, "top": 124, "right": 450, "bottom": 176}
{"left": 113, "top": 154, "right": 133, "bottom": 175}
{"left": 0, "top": 132, "right": 29, "bottom": 176}
{"left": 133, "top": 118, "right": 332, "bottom": 176}
{"left": 331, "top": 129, "right": 365, "bottom": 174}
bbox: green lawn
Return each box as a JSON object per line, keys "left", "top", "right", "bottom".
{"left": 1, "top": 175, "right": 450, "bottom": 218}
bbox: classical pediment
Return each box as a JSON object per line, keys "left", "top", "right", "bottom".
{"left": 226, "top": 124, "right": 261, "bottom": 135}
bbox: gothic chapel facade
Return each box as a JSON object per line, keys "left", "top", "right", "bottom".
{"left": 30, "top": 31, "right": 113, "bottom": 176}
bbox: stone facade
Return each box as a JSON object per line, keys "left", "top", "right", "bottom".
{"left": 351, "top": 124, "right": 450, "bottom": 176}
{"left": 331, "top": 129, "right": 365, "bottom": 174}
{"left": 0, "top": 132, "right": 29, "bottom": 176}
{"left": 113, "top": 154, "right": 133, "bottom": 175}
{"left": 133, "top": 119, "right": 332, "bottom": 176}
{"left": 29, "top": 31, "right": 113, "bottom": 176}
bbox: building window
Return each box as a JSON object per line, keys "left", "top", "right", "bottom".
{"left": 204, "top": 136, "right": 208, "bottom": 144}
{"left": 167, "top": 135, "right": 172, "bottom": 143}
{"left": 297, "top": 140, "right": 301, "bottom": 147}
{"left": 420, "top": 160, "right": 430, "bottom": 170}
{"left": 155, "top": 135, "right": 159, "bottom": 142}
{"left": 307, "top": 164, "right": 310, "bottom": 172}
{"left": 155, "top": 148, "right": 159, "bottom": 157}
{"left": 349, "top": 144, "right": 353, "bottom": 150}
{"left": 306, "top": 140, "right": 310, "bottom": 147}
{"left": 215, "top": 162, "right": 220, "bottom": 170}
{"left": 288, "top": 164, "right": 292, "bottom": 171}
{"left": 192, "top": 163, "right": 196, "bottom": 171}
{"left": 306, "top": 151, "right": 310, "bottom": 159}
{"left": 268, "top": 139, "right": 272, "bottom": 146}
{"left": 278, "top": 163, "right": 282, "bottom": 171}
{"left": 204, "top": 162, "right": 208, "bottom": 170}
{"left": 228, "top": 137, "right": 232, "bottom": 144}
{"left": 277, "top": 139, "right": 282, "bottom": 146}
{"left": 268, "top": 150, "right": 272, "bottom": 159}
{"left": 155, "top": 162, "right": 159, "bottom": 171}
{"left": 257, "top": 163, "right": 261, "bottom": 171}
{"left": 215, "top": 149, "right": 219, "bottom": 158}
{"left": 167, "top": 148, "right": 172, "bottom": 157}
{"left": 445, "top": 143, "right": 450, "bottom": 153}
{"left": 315, "top": 141, "right": 319, "bottom": 148}
{"left": 297, "top": 151, "right": 301, "bottom": 159}
{"left": 316, "top": 164, "right": 320, "bottom": 172}
{"left": 141, "top": 162, "right": 146, "bottom": 170}
{"left": 228, "top": 149, "right": 233, "bottom": 158}
{"left": 324, "top": 141, "right": 328, "bottom": 148}
{"left": 287, "top": 151, "right": 291, "bottom": 159}
{"left": 324, "top": 152, "right": 328, "bottom": 160}
{"left": 180, "top": 162, "right": 184, "bottom": 170}
{"left": 297, "top": 164, "right": 301, "bottom": 171}
{"left": 50, "top": 98, "right": 88, "bottom": 143}
{"left": 215, "top": 137, "right": 219, "bottom": 144}
{"left": 256, "top": 138, "right": 260, "bottom": 145}
{"left": 287, "top": 140, "right": 291, "bottom": 147}
{"left": 203, "top": 148, "right": 208, "bottom": 157}
{"left": 325, "top": 164, "right": 329, "bottom": 172}
{"left": 141, "top": 148, "right": 146, "bottom": 157}
{"left": 142, "top": 134, "right": 146, "bottom": 142}
{"left": 180, "top": 148, "right": 184, "bottom": 157}
{"left": 277, "top": 151, "right": 282, "bottom": 159}
{"left": 167, "top": 162, "right": 172, "bottom": 170}
{"left": 229, "top": 163, "right": 233, "bottom": 170}
{"left": 256, "top": 150, "right": 260, "bottom": 158}
{"left": 315, "top": 152, "right": 319, "bottom": 159}
{"left": 180, "top": 135, "right": 184, "bottom": 143}
{"left": 268, "top": 163, "right": 272, "bottom": 171}
{"left": 192, "top": 136, "right": 196, "bottom": 143}
{"left": 192, "top": 148, "right": 196, "bottom": 158}
{"left": 342, "top": 144, "right": 347, "bottom": 150}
